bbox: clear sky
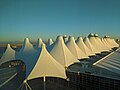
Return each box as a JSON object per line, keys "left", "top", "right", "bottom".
{"left": 0, "top": 0, "right": 120, "bottom": 42}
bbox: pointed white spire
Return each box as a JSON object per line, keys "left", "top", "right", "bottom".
{"left": 35, "top": 38, "right": 44, "bottom": 48}
{"left": 104, "top": 36, "right": 119, "bottom": 48}
{"left": 94, "top": 34, "right": 110, "bottom": 52}
{"left": 88, "top": 33, "right": 101, "bottom": 53}
{"left": 110, "top": 39, "right": 119, "bottom": 47}
{"left": 103, "top": 37, "right": 113, "bottom": 50}
{"left": 103, "top": 36, "right": 114, "bottom": 48}
{"left": 101, "top": 38, "right": 112, "bottom": 50}
{"left": 47, "top": 38, "right": 54, "bottom": 46}
{"left": 84, "top": 37, "right": 98, "bottom": 54}
{"left": 50, "top": 35, "right": 79, "bottom": 67}
{"left": 16, "top": 38, "right": 38, "bottom": 76}
{"left": 27, "top": 43, "right": 67, "bottom": 80}
{"left": 0, "top": 44, "right": 15, "bottom": 64}
{"left": 76, "top": 37, "right": 95, "bottom": 56}
{"left": 66, "top": 36, "right": 89, "bottom": 59}
{"left": 19, "top": 38, "right": 35, "bottom": 53}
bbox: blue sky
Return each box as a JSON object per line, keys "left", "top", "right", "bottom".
{"left": 0, "top": 0, "right": 120, "bottom": 42}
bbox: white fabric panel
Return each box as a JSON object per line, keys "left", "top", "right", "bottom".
{"left": 94, "top": 35, "right": 110, "bottom": 52}
{"left": 0, "top": 44, "right": 15, "bottom": 64}
{"left": 27, "top": 44, "right": 67, "bottom": 80}
{"left": 110, "top": 39, "right": 119, "bottom": 47}
{"left": 35, "top": 38, "right": 44, "bottom": 49}
{"left": 84, "top": 37, "right": 98, "bottom": 54}
{"left": 19, "top": 38, "right": 35, "bottom": 53}
{"left": 66, "top": 36, "right": 89, "bottom": 59}
{"left": 47, "top": 38, "right": 54, "bottom": 46}
{"left": 104, "top": 38, "right": 114, "bottom": 48}
{"left": 76, "top": 37, "right": 95, "bottom": 56}
{"left": 101, "top": 38, "right": 112, "bottom": 50}
{"left": 50, "top": 36, "right": 79, "bottom": 67}
{"left": 16, "top": 38, "right": 38, "bottom": 76}
{"left": 88, "top": 35, "right": 101, "bottom": 53}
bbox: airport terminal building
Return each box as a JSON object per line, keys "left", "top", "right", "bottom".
{"left": 67, "top": 48, "right": 120, "bottom": 90}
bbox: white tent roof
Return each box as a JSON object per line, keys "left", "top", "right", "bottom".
{"left": 50, "top": 35, "right": 79, "bottom": 67}
{"left": 35, "top": 38, "right": 44, "bottom": 49}
{"left": 83, "top": 37, "right": 97, "bottom": 54}
{"left": 93, "top": 48, "right": 120, "bottom": 74}
{"left": 104, "top": 36, "right": 119, "bottom": 48}
{"left": 104, "top": 36, "right": 115, "bottom": 48}
{"left": 110, "top": 39, "right": 119, "bottom": 47}
{"left": 19, "top": 38, "right": 35, "bottom": 53}
{"left": 101, "top": 38, "right": 112, "bottom": 50}
{"left": 76, "top": 37, "right": 95, "bottom": 56}
{"left": 88, "top": 33, "right": 101, "bottom": 53}
{"left": 0, "top": 44, "right": 15, "bottom": 64}
{"left": 94, "top": 34, "right": 110, "bottom": 52}
{"left": 27, "top": 44, "right": 67, "bottom": 80}
{"left": 66, "top": 36, "right": 89, "bottom": 59}
{"left": 103, "top": 38, "right": 113, "bottom": 49}
{"left": 47, "top": 38, "right": 54, "bottom": 46}
{"left": 16, "top": 38, "right": 38, "bottom": 76}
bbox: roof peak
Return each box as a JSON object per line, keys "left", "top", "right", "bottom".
{"left": 57, "top": 35, "right": 63, "bottom": 41}
{"left": 41, "top": 43, "right": 46, "bottom": 48}
{"left": 24, "top": 38, "right": 30, "bottom": 43}
{"left": 69, "top": 36, "right": 75, "bottom": 41}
